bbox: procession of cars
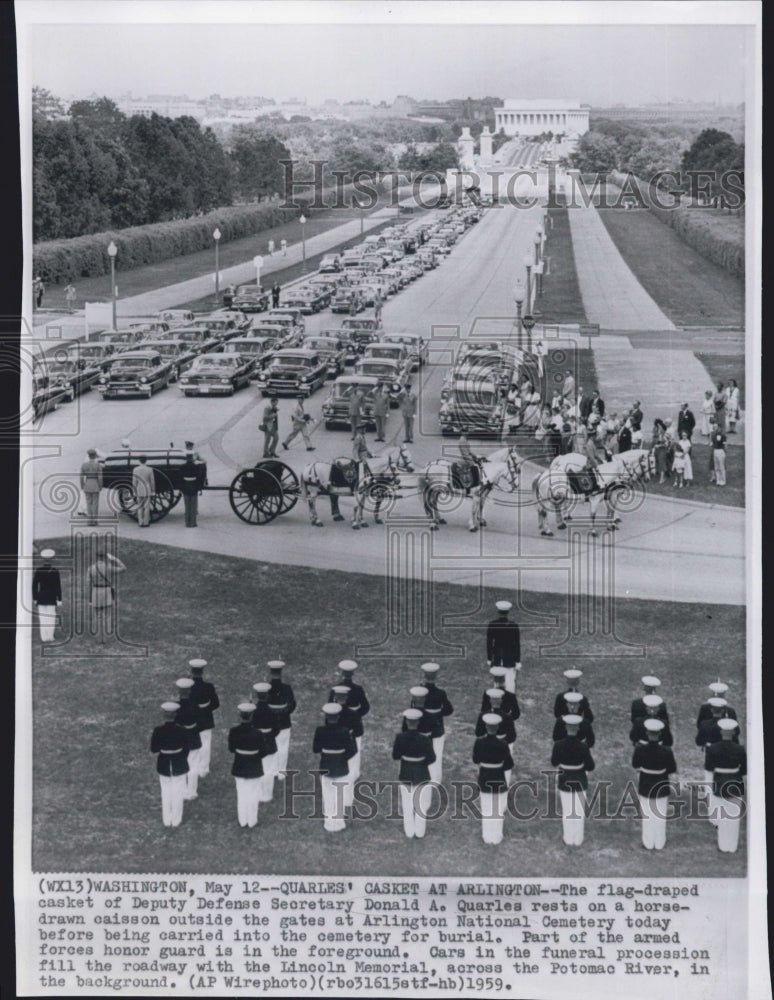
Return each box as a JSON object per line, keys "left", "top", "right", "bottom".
{"left": 33, "top": 203, "right": 486, "bottom": 429}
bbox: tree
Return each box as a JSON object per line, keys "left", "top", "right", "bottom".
{"left": 32, "top": 87, "right": 66, "bottom": 122}
{"left": 681, "top": 128, "right": 744, "bottom": 201}
{"left": 570, "top": 131, "right": 620, "bottom": 173}
{"left": 230, "top": 132, "right": 291, "bottom": 201}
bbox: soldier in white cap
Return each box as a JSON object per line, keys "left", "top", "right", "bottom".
{"left": 553, "top": 692, "right": 595, "bottom": 746}
{"left": 228, "top": 703, "right": 267, "bottom": 828}
{"left": 312, "top": 703, "right": 357, "bottom": 832}
{"left": 402, "top": 686, "right": 436, "bottom": 756}
{"left": 150, "top": 702, "right": 189, "bottom": 828}
{"left": 551, "top": 714, "right": 595, "bottom": 846}
{"left": 696, "top": 697, "right": 739, "bottom": 809}
{"left": 630, "top": 695, "right": 673, "bottom": 747}
{"left": 696, "top": 681, "right": 737, "bottom": 728}
{"left": 486, "top": 600, "right": 521, "bottom": 693}
{"left": 476, "top": 689, "right": 515, "bottom": 779}
{"left": 175, "top": 678, "right": 203, "bottom": 800}
{"left": 632, "top": 718, "right": 677, "bottom": 850}
{"left": 32, "top": 548, "right": 61, "bottom": 642}
{"left": 553, "top": 669, "right": 594, "bottom": 724}
{"left": 419, "top": 663, "right": 453, "bottom": 782}
{"left": 267, "top": 660, "right": 296, "bottom": 780}
{"left": 392, "top": 708, "right": 436, "bottom": 838}
{"left": 631, "top": 676, "right": 669, "bottom": 723}
{"left": 331, "top": 686, "right": 363, "bottom": 810}
{"left": 473, "top": 713, "right": 513, "bottom": 845}
{"left": 706, "top": 718, "right": 745, "bottom": 852}
{"left": 329, "top": 660, "right": 370, "bottom": 781}
{"left": 189, "top": 659, "right": 219, "bottom": 777}
{"left": 482, "top": 666, "right": 521, "bottom": 723}
{"left": 251, "top": 682, "right": 279, "bottom": 802}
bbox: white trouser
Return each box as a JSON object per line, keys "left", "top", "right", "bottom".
{"left": 480, "top": 790, "right": 507, "bottom": 844}
{"left": 716, "top": 796, "right": 743, "bottom": 853}
{"left": 321, "top": 775, "right": 348, "bottom": 831}
{"left": 184, "top": 751, "right": 200, "bottom": 799}
{"left": 559, "top": 789, "right": 586, "bottom": 845}
{"left": 503, "top": 664, "right": 521, "bottom": 694}
{"left": 639, "top": 794, "right": 667, "bottom": 850}
{"left": 38, "top": 605, "right": 56, "bottom": 642}
{"left": 399, "top": 782, "right": 433, "bottom": 838}
{"left": 159, "top": 774, "right": 186, "bottom": 827}
{"left": 234, "top": 777, "right": 261, "bottom": 828}
{"left": 430, "top": 735, "right": 445, "bottom": 783}
{"left": 275, "top": 728, "right": 291, "bottom": 779}
{"left": 259, "top": 751, "right": 278, "bottom": 802}
{"left": 198, "top": 730, "right": 212, "bottom": 776}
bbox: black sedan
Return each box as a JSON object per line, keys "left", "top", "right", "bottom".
{"left": 97, "top": 351, "right": 174, "bottom": 399}
{"left": 232, "top": 284, "right": 270, "bottom": 313}
{"left": 141, "top": 339, "right": 200, "bottom": 381}
{"left": 178, "top": 353, "right": 256, "bottom": 396}
{"left": 45, "top": 357, "right": 102, "bottom": 400}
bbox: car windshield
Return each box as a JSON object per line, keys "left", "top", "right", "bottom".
{"left": 334, "top": 383, "right": 374, "bottom": 399}
{"left": 111, "top": 358, "right": 153, "bottom": 371}
{"left": 307, "top": 340, "right": 335, "bottom": 351}
{"left": 236, "top": 286, "right": 259, "bottom": 295}
{"left": 359, "top": 362, "right": 395, "bottom": 376}
{"left": 273, "top": 356, "right": 310, "bottom": 368}
{"left": 368, "top": 348, "right": 400, "bottom": 359}
{"left": 227, "top": 342, "right": 259, "bottom": 354}
{"left": 194, "top": 356, "right": 235, "bottom": 368}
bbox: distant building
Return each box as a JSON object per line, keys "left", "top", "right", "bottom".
{"left": 494, "top": 98, "right": 589, "bottom": 139}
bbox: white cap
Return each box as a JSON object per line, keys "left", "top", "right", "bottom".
{"left": 238, "top": 702, "right": 255, "bottom": 714}
{"left": 486, "top": 688, "right": 504, "bottom": 701}
{"left": 338, "top": 660, "right": 358, "bottom": 672}
{"left": 403, "top": 708, "right": 423, "bottom": 721}
{"left": 641, "top": 676, "right": 661, "bottom": 688}
{"left": 410, "top": 685, "right": 429, "bottom": 699}
{"left": 489, "top": 666, "right": 507, "bottom": 678}
{"left": 708, "top": 682, "right": 729, "bottom": 696}
{"left": 482, "top": 713, "right": 502, "bottom": 726}
{"left": 161, "top": 701, "right": 180, "bottom": 713}
{"left": 421, "top": 662, "right": 441, "bottom": 674}
{"left": 564, "top": 691, "right": 583, "bottom": 704}
{"left": 718, "top": 718, "right": 739, "bottom": 732}
{"left": 495, "top": 600, "right": 512, "bottom": 612}
{"left": 644, "top": 718, "right": 665, "bottom": 733}
{"left": 331, "top": 685, "right": 349, "bottom": 696}
{"left": 708, "top": 697, "right": 728, "bottom": 709}
{"left": 189, "top": 658, "right": 207, "bottom": 670}
{"left": 322, "top": 702, "right": 342, "bottom": 716}
{"left": 252, "top": 681, "right": 271, "bottom": 694}
{"left": 267, "top": 660, "right": 285, "bottom": 671}
{"left": 563, "top": 669, "right": 582, "bottom": 681}
{"left": 642, "top": 694, "right": 663, "bottom": 708}
{"left": 40, "top": 548, "right": 56, "bottom": 559}
{"left": 562, "top": 714, "right": 583, "bottom": 726}
{"left": 175, "top": 678, "right": 194, "bottom": 690}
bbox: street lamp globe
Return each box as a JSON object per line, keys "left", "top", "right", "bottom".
{"left": 107, "top": 241, "right": 117, "bottom": 258}
{"left": 523, "top": 252, "right": 533, "bottom": 270}
{"left": 513, "top": 281, "right": 525, "bottom": 307}
{"left": 299, "top": 214, "right": 306, "bottom": 226}
{"left": 213, "top": 228, "right": 221, "bottom": 242}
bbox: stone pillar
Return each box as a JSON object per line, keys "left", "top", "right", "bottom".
{"left": 457, "top": 127, "right": 475, "bottom": 170}
{"left": 478, "top": 126, "right": 493, "bottom": 163}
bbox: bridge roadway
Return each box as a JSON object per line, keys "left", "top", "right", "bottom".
{"left": 30, "top": 195, "right": 744, "bottom": 606}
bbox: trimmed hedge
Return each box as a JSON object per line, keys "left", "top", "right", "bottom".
{"left": 609, "top": 171, "right": 744, "bottom": 278}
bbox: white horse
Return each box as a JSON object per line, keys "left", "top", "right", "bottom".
{"left": 300, "top": 445, "right": 414, "bottom": 528}
{"left": 550, "top": 448, "right": 651, "bottom": 483}
{"left": 418, "top": 451, "right": 520, "bottom": 531}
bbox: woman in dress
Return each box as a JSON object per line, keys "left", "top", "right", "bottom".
{"left": 87, "top": 541, "right": 126, "bottom": 644}
{"left": 652, "top": 418, "right": 669, "bottom": 484}
{"left": 677, "top": 430, "right": 693, "bottom": 487}
{"left": 726, "top": 379, "right": 740, "bottom": 434}
{"left": 521, "top": 382, "right": 541, "bottom": 430}
{"left": 700, "top": 390, "right": 715, "bottom": 439}
{"left": 713, "top": 382, "right": 728, "bottom": 433}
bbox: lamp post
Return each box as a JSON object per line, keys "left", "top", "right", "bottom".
{"left": 213, "top": 228, "right": 221, "bottom": 301}
{"left": 107, "top": 241, "right": 117, "bottom": 330}
{"left": 299, "top": 214, "right": 307, "bottom": 272}
{"left": 513, "top": 281, "right": 525, "bottom": 351}
{"left": 523, "top": 252, "right": 533, "bottom": 317}
{"left": 534, "top": 228, "right": 543, "bottom": 265}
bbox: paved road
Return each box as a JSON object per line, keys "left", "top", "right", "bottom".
{"left": 30, "top": 197, "right": 744, "bottom": 605}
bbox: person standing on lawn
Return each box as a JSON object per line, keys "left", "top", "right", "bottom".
{"left": 80, "top": 448, "right": 104, "bottom": 525}
{"left": 313, "top": 703, "right": 356, "bottom": 833}
{"left": 32, "top": 548, "right": 61, "bottom": 643}
{"left": 86, "top": 543, "right": 125, "bottom": 644}
{"left": 175, "top": 678, "right": 203, "bottom": 801}
{"left": 710, "top": 422, "right": 728, "bottom": 486}
{"left": 677, "top": 402, "right": 696, "bottom": 440}
{"left": 551, "top": 714, "right": 595, "bottom": 846}
{"left": 632, "top": 719, "right": 677, "bottom": 851}
{"left": 726, "top": 379, "right": 740, "bottom": 433}
{"left": 705, "top": 718, "right": 745, "bottom": 853}
{"left": 261, "top": 396, "right": 279, "bottom": 457}
{"left": 267, "top": 660, "right": 295, "bottom": 782}
{"left": 486, "top": 599, "right": 521, "bottom": 694}
{"left": 700, "top": 390, "right": 715, "bottom": 439}
{"left": 189, "top": 658, "right": 219, "bottom": 778}
{"left": 473, "top": 713, "right": 513, "bottom": 846}
{"left": 677, "top": 431, "right": 693, "bottom": 487}
{"left": 180, "top": 447, "right": 202, "bottom": 527}
{"left": 713, "top": 382, "right": 728, "bottom": 433}
{"left": 251, "top": 682, "right": 279, "bottom": 803}
{"left": 151, "top": 701, "right": 191, "bottom": 828}
{"left": 228, "top": 702, "right": 266, "bottom": 829}
{"left": 64, "top": 283, "right": 77, "bottom": 312}
{"left": 392, "top": 708, "right": 435, "bottom": 840}
{"left": 282, "top": 398, "right": 316, "bottom": 452}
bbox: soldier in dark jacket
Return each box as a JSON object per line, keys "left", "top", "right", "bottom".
{"left": 32, "top": 547, "right": 61, "bottom": 642}
{"left": 553, "top": 668, "right": 594, "bottom": 723}
{"left": 330, "top": 659, "right": 369, "bottom": 788}
{"left": 706, "top": 718, "right": 746, "bottom": 852}
{"left": 150, "top": 701, "right": 192, "bottom": 827}
{"left": 551, "top": 715, "right": 596, "bottom": 845}
{"left": 481, "top": 666, "right": 521, "bottom": 722}
{"left": 228, "top": 703, "right": 267, "bottom": 828}
{"left": 477, "top": 688, "right": 516, "bottom": 766}
{"left": 553, "top": 692, "right": 595, "bottom": 747}
{"left": 331, "top": 685, "right": 364, "bottom": 811}
{"left": 630, "top": 695, "right": 673, "bottom": 747}
{"left": 401, "top": 686, "right": 435, "bottom": 743}
{"left": 312, "top": 703, "right": 357, "bottom": 832}
{"left": 180, "top": 445, "right": 204, "bottom": 527}
{"left": 419, "top": 663, "right": 453, "bottom": 782}
{"left": 267, "top": 660, "right": 296, "bottom": 782}
{"left": 175, "top": 678, "right": 203, "bottom": 801}
{"left": 696, "top": 682, "right": 738, "bottom": 728}
{"left": 632, "top": 718, "right": 677, "bottom": 850}
{"left": 189, "top": 658, "right": 219, "bottom": 777}
{"left": 473, "top": 714, "right": 514, "bottom": 845}
{"left": 486, "top": 599, "right": 521, "bottom": 693}
{"left": 251, "top": 682, "right": 280, "bottom": 802}
{"left": 630, "top": 675, "right": 669, "bottom": 723}
{"left": 392, "top": 708, "right": 436, "bottom": 839}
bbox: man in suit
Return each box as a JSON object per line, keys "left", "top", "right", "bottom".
{"left": 392, "top": 708, "right": 436, "bottom": 839}
{"left": 632, "top": 718, "right": 677, "bottom": 850}
{"left": 473, "top": 713, "right": 513, "bottom": 845}
{"left": 80, "top": 448, "right": 103, "bottom": 525}
{"left": 267, "top": 661, "right": 296, "bottom": 781}
{"left": 590, "top": 389, "right": 605, "bottom": 419}
{"left": 630, "top": 401, "right": 643, "bottom": 433}
{"left": 228, "top": 702, "right": 267, "bottom": 828}
{"left": 312, "top": 703, "right": 357, "bottom": 832}
{"left": 486, "top": 599, "right": 521, "bottom": 693}
{"left": 251, "top": 682, "right": 279, "bottom": 802}
{"left": 189, "top": 658, "right": 219, "bottom": 777}
{"left": 262, "top": 397, "right": 279, "bottom": 457}
{"left": 132, "top": 454, "right": 156, "bottom": 527}
{"left": 150, "top": 701, "right": 191, "bottom": 828}
{"left": 630, "top": 695, "right": 674, "bottom": 747}
{"left": 373, "top": 384, "right": 390, "bottom": 441}
{"left": 553, "top": 669, "right": 593, "bottom": 724}
{"left": 330, "top": 660, "right": 370, "bottom": 789}
{"left": 175, "top": 678, "right": 203, "bottom": 801}
{"left": 399, "top": 386, "right": 417, "bottom": 443}
{"left": 32, "top": 548, "right": 61, "bottom": 642}
{"left": 631, "top": 676, "right": 669, "bottom": 723}
{"left": 551, "top": 714, "right": 595, "bottom": 846}
{"left": 418, "top": 663, "right": 453, "bottom": 782}
{"left": 706, "top": 718, "right": 746, "bottom": 853}
{"left": 677, "top": 402, "right": 696, "bottom": 440}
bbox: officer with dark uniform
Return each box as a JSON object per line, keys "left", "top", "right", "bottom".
{"left": 481, "top": 666, "right": 521, "bottom": 721}
{"left": 553, "top": 691, "right": 595, "bottom": 747}
{"left": 228, "top": 702, "right": 267, "bottom": 828}
{"left": 553, "top": 669, "right": 594, "bottom": 723}
{"left": 696, "top": 682, "right": 738, "bottom": 727}
{"left": 419, "top": 663, "right": 453, "bottom": 782}
{"left": 402, "top": 686, "right": 436, "bottom": 751}
{"left": 630, "top": 694, "right": 674, "bottom": 747}
{"left": 392, "top": 707, "right": 436, "bottom": 839}
{"left": 313, "top": 703, "right": 357, "bottom": 832}
{"left": 473, "top": 713, "right": 513, "bottom": 845}
{"left": 331, "top": 685, "right": 364, "bottom": 811}
{"left": 267, "top": 660, "right": 296, "bottom": 781}
{"left": 180, "top": 443, "right": 203, "bottom": 527}
{"left": 330, "top": 660, "right": 370, "bottom": 767}
{"left": 551, "top": 714, "right": 596, "bottom": 846}
{"left": 476, "top": 689, "right": 516, "bottom": 779}
{"left": 631, "top": 676, "right": 669, "bottom": 723}
{"left": 251, "top": 681, "right": 279, "bottom": 802}
{"left": 32, "top": 547, "right": 62, "bottom": 642}
{"left": 632, "top": 718, "right": 677, "bottom": 850}
{"left": 150, "top": 701, "right": 191, "bottom": 828}
{"left": 175, "top": 678, "right": 203, "bottom": 800}
{"left": 696, "top": 697, "right": 739, "bottom": 801}
{"left": 486, "top": 600, "right": 521, "bottom": 693}
{"left": 189, "top": 658, "right": 219, "bottom": 778}
{"left": 706, "top": 718, "right": 746, "bottom": 853}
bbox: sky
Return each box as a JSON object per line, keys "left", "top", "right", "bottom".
{"left": 25, "top": 16, "right": 751, "bottom": 107}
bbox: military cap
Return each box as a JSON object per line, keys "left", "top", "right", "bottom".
{"left": 564, "top": 691, "right": 583, "bottom": 704}
{"left": 403, "top": 708, "right": 423, "bottom": 721}
{"left": 189, "top": 658, "right": 207, "bottom": 672}
{"left": 331, "top": 685, "right": 349, "bottom": 696}
{"left": 563, "top": 668, "right": 582, "bottom": 681}
{"left": 409, "top": 685, "right": 429, "bottom": 699}
{"left": 482, "top": 713, "right": 502, "bottom": 727}
{"left": 495, "top": 600, "right": 512, "bottom": 612}
{"left": 161, "top": 701, "right": 180, "bottom": 714}
{"left": 642, "top": 694, "right": 663, "bottom": 708}
{"left": 421, "top": 662, "right": 441, "bottom": 675}
{"left": 175, "top": 678, "right": 195, "bottom": 690}
{"left": 708, "top": 697, "right": 728, "bottom": 709}
{"left": 87, "top": 448, "right": 97, "bottom": 457}
{"left": 322, "top": 703, "right": 342, "bottom": 716}
{"left": 644, "top": 718, "right": 665, "bottom": 733}
{"left": 489, "top": 666, "right": 507, "bottom": 678}
{"left": 718, "top": 718, "right": 739, "bottom": 732}
{"left": 40, "top": 548, "right": 56, "bottom": 559}
{"left": 562, "top": 714, "right": 583, "bottom": 726}
{"left": 267, "top": 660, "right": 285, "bottom": 671}
{"left": 338, "top": 659, "right": 358, "bottom": 672}
{"left": 641, "top": 676, "right": 661, "bottom": 688}
{"left": 253, "top": 681, "right": 271, "bottom": 694}
{"left": 185, "top": 441, "right": 195, "bottom": 449}
{"left": 238, "top": 702, "right": 255, "bottom": 716}
{"left": 708, "top": 682, "right": 729, "bottom": 696}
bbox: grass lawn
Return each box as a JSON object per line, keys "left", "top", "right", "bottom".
{"left": 532, "top": 207, "right": 587, "bottom": 326}
{"left": 642, "top": 441, "right": 745, "bottom": 507}
{"left": 595, "top": 207, "right": 744, "bottom": 328}
{"left": 695, "top": 353, "right": 746, "bottom": 411}
{"left": 31, "top": 539, "right": 745, "bottom": 877}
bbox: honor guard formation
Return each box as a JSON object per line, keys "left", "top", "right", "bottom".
{"left": 150, "top": 601, "right": 745, "bottom": 852}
